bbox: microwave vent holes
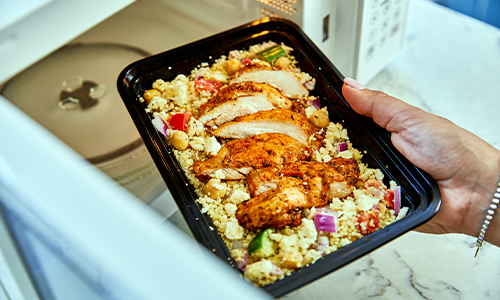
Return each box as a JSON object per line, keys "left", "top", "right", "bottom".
{"left": 256, "top": 0, "right": 298, "bottom": 17}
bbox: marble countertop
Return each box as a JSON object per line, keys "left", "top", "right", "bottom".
{"left": 282, "top": 0, "right": 500, "bottom": 299}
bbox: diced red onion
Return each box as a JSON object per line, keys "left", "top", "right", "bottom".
{"left": 152, "top": 115, "right": 168, "bottom": 137}
{"left": 309, "top": 98, "right": 321, "bottom": 109}
{"left": 193, "top": 68, "right": 206, "bottom": 80}
{"left": 336, "top": 142, "right": 348, "bottom": 153}
{"left": 236, "top": 250, "right": 248, "bottom": 271}
{"left": 303, "top": 80, "right": 315, "bottom": 91}
{"left": 260, "top": 41, "right": 277, "bottom": 49}
{"left": 394, "top": 186, "right": 401, "bottom": 216}
{"left": 367, "top": 187, "right": 383, "bottom": 199}
{"left": 314, "top": 208, "right": 338, "bottom": 233}
{"left": 228, "top": 50, "right": 240, "bottom": 60}
{"left": 315, "top": 235, "right": 329, "bottom": 254}
{"left": 270, "top": 263, "right": 284, "bottom": 276}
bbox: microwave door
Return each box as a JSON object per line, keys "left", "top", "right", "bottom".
{"left": 0, "top": 96, "right": 270, "bottom": 300}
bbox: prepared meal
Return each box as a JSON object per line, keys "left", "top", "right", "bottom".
{"left": 140, "top": 41, "right": 408, "bottom": 287}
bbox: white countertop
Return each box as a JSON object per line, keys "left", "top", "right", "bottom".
{"left": 282, "top": 0, "right": 500, "bottom": 299}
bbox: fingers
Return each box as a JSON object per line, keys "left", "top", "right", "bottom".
{"left": 342, "top": 79, "right": 417, "bottom": 131}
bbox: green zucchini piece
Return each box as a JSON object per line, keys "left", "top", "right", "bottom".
{"left": 256, "top": 45, "right": 286, "bottom": 62}
{"left": 248, "top": 228, "right": 275, "bottom": 259}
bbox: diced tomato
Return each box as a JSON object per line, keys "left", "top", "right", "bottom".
{"left": 194, "top": 79, "right": 222, "bottom": 94}
{"left": 167, "top": 112, "right": 192, "bottom": 132}
{"left": 358, "top": 206, "right": 380, "bottom": 236}
{"left": 242, "top": 58, "right": 252, "bottom": 66}
{"left": 383, "top": 189, "right": 395, "bottom": 209}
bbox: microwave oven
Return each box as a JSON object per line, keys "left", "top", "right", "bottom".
{"left": 0, "top": 0, "right": 409, "bottom": 298}
{"left": 148, "top": 0, "right": 410, "bottom": 85}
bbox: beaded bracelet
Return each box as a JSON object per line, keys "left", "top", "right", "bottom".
{"left": 474, "top": 182, "right": 500, "bottom": 257}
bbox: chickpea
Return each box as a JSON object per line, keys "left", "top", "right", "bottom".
{"left": 224, "top": 59, "right": 242, "bottom": 76}
{"left": 274, "top": 56, "right": 290, "bottom": 69}
{"left": 355, "top": 180, "right": 365, "bottom": 189}
{"left": 279, "top": 251, "right": 303, "bottom": 269}
{"left": 143, "top": 89, "right": 161, "bottom": 104}
{"left": 204, "top": 179, "right": 228, "bottom": 199}
{"left": 309, "top": 109, "right": 330, "bottom": 128}
{"left": 170, "top": 131, "right": 189, "bottom": 150}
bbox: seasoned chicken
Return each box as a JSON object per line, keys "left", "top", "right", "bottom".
{"left": 247, "top": 166, "right": 281, "bottom": 196}
{"left": 280, "top": 159, "right": 360, "bottom": 199}
{"left": 211, "top": 109, "right": 317, "bottom": 147}
{"left": 237, "top": 158, "right": 360, "bottom": 231}
{"left": 198, "top": 82, "right": 292, "bottom": 126}
{"left": 192, "top": 133, "right": 311, "bottom": 180}
{"left": 230, "top": 63, "right": 309, "bottom": 99}
{"left": 236, "top": 177, "right": 306, "bottom": 231}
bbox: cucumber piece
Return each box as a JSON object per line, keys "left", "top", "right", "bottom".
{"left": 256, "top": 45, "right": 286, "bottom": 62}
{"left": 248, "top": 228, "right": 275, "bottom": 259}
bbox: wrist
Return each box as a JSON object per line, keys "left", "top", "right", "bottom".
{"left": 469, "top": 149, "right": 500, "bottom": 249}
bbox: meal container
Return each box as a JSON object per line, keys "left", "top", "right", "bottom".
{"left": 117, "top": 18, "right": 441, "bottom": 298}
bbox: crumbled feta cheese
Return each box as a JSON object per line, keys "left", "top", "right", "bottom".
{"left": 213, "top": 169, "right": 226, "bottom": 180}
{"left": 297, "top": 218, "right": 318, "bottom": 250}
{"left": 279, "top": 235, "right": 299, "bottom": 252}
{"left": 230, "top": 190, "right": 250, "bottom": 204}
{"left": 225, "top": 218, "right": 244, "bottom": 240}
{"left": 374, "top": 169, "right": 385, "bottom": 181}
{"left": 224, "top": 203, "right": 237, "bottom": 216}
{"left": 305, "top": 106, "right": 317, "bottom": 118}
{"left": 390, "top": 180, "right": 397, "bottom": 190}
{"left": 204, "top": 136, "right": 221, "bottom": 156}
{"left": 187, "top": 118, "right": 204, "bottom": 137}
{"left": 269, "top": 233, "right": 284, "bottom": 243}
{"left": 396, "top": 207, "right": 409, "bottom": 220}
{"left": 303, "top": 249, "right": 322, "bottom": 265}
{"left": 244, "top": 260, "right": 275, "bottom": 282}
{"left": 354, "top": 190, "right": 379, "bottom": 211}
{"left": 338, "top": 150, "right": 353, "bottom": 159}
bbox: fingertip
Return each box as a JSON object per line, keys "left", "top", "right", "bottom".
{"left": 343, "top": 77, "right": 365, "bottom": 90}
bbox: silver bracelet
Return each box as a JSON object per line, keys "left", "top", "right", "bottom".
{"left": 474, "top": 182, "right": 500, "bottom": 257}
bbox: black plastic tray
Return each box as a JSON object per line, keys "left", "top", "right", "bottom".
{"left": 117, "top": 18, "right": 440, "bottom": 298}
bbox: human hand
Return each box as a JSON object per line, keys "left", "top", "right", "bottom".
{"left": 342, "top": 78, "right": 500, "bottom": 247}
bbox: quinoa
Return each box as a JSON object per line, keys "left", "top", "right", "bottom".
{"left": 142, "top": 41, "right": 408, "bottom": 287}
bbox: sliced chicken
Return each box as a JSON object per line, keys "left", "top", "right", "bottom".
{"left": 193, "top": 133, "right": 311, "bottom": 180}
{"left": 237, "top": 158, "right": 360, "bottom": 231}
{"left": 198, "top": 82, "right": 292, "bottom": 127}
{"left": 211, "top": 109, "right": 317, "bottom": 147}
{"left": 230, "top": 63, "right": 309, "bottom": 99}
{"left": 236, "top": 177, "right": 307, "bottom": 231}
{"left": 247, "top": 166, "right": 281, "bottom": 196}
{"left": 280, "top": 159, "right": 360, "bottom": 199}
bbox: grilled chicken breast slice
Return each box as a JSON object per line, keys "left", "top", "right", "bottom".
{"left": 198, "top": 82, "right": 292, "bottom": 126}
{"left": 230, "top": 63, "right": 309, "bottom": 99}
{"left": 236, "top": 177, "right": 307, "bottom": 231}
{"left": 236, "top": 158, "right": 359, "bottom": 231}
{"left": 193, "top": 133, "right": 311, "bottom": 180}
{"left": 280, "top": 159, "right": 360, "bottom": 199}
{"left": 211, "top": 109, "right": 317, "bottom": 147}
{"left": 238, "top": 158, "right": 360, "bottom": 231}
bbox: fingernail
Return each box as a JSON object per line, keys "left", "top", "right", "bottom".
{"left": 344, "top": 77, "right": 364, "bottom": 90}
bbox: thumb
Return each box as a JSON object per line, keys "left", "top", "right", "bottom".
{"left": 342, "top": 78, "right": 418, "bottom": 132}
